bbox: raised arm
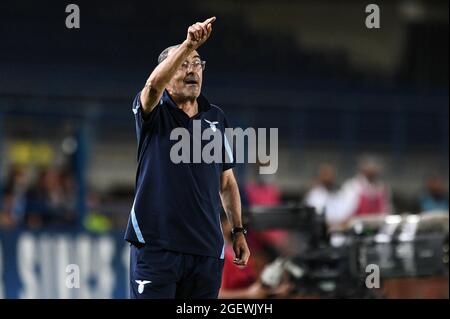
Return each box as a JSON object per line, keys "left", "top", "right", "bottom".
{"left": 140, "top": 17, "right": 216, "bottom": 113}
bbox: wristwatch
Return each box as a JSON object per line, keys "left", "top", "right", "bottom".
{"left": 231, "top": 227, "right": 247, "bottom": 238}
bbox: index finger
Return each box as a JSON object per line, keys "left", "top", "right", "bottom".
{"left": 202, "top": 16, "right": 216, "bottom": 26}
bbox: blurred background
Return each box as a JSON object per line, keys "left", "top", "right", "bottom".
{"left": 0, "top": 0, "right": 448, "bottom": 298}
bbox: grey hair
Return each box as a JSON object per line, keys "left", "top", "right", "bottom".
{"left": 158, "top": 44, "right": 181, "bottom": 64}
{"left": 358, "top": 154, "right": 383, "bottom": 171}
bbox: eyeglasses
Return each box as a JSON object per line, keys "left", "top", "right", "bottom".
{"left": 179, "top": 60, "right": 206, "bottom": 71}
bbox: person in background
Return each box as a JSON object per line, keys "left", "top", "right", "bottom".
{"left": 0, "top": 166, "right": 29, "bottom": 228}
{"left": 304, "top": 163, "right": 338, "bottom": 215}
{"left": 245, "top": 166, "right": 289, "bottom": 253}
{"left": 25, "top": 168, "right": 76, "bottom": 228}
{"left": 417, "top": 174, "right": 448, "bottom": 213}
{"left": 60, "top": 169, "right": 78, "bottom": 221}
{"left": 325, "top": 156, "right": 392, "bottom": 230}
{"left": 83, "top": 192, "right": 113, "bottom": 233}
{"left": 246, "top": 173, "right": 281, "bottom": 207}
{"left": 219, "top": 212, "right": 292, "bottom": 299}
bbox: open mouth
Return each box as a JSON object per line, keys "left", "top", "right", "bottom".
{"left": 184, "top": 77, "right": 199, "bottom": 85}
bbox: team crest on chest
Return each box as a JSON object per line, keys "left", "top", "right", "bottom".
{"left": 204, "top": 119, "right": 219, "bottom": 132}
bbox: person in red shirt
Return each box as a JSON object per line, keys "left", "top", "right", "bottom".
{"left": 219, "top": 213, "right": 292, "bottom": 299}
{"left": 325, "top": 156, "right": 393, "bottom": 229}
{"left": 245, "top": 173, "right": 289, "bottom": 251}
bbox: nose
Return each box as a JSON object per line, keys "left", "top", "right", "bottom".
{"left": 186, "top": 63, "right": 194, "bottom": 72}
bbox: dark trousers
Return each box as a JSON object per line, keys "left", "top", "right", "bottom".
{"left": 129, "top": 242, "right": 224, "bottom": 299}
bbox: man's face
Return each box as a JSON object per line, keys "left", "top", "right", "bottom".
{"left": 166, "top": 50, "right": 203, "bottom": 102}
{"left": 361, "top": 165, "right": 380, "bottom": 183}
{"left": 319, "top": 165, "right": 336, "bottom": 189}
{"left": 427, "top": 176, "right": 445, "bottom": 196}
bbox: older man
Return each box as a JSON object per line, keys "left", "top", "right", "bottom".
{"left": 124, "top": 17, "right": 250, "bottom": 299}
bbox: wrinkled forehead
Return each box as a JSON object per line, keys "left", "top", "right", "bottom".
{"left": 168, "top": 48, "right": 201, "bottom": 61}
